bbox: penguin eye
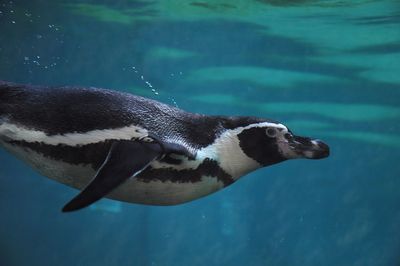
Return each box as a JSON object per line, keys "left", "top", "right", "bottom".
{"left": 266, "top": 128, "right": 277, "bottom": 138}
{"left": 141, "top": 136, "right": 153, "bottom": 143}
{"left": 284, "top": 133, "right": 293, "bottom": 140}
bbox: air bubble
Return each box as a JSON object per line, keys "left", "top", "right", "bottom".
{"left": 169, "top": 97, "right": 179, "bottom": 108}
{"left": 129, "top": 65, "right": 160, "bottom": 97}
{"left": 145, "top": 81, "right": 152, "bottom": 88}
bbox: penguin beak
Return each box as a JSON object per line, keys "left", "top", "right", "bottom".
{"left": 290, "top": 136, "right": 330, "bottom": 159}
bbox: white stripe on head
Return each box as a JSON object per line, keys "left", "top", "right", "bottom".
{"left": 198, "top": 122, "right": 285, "bottom": 179}
{"left": 0, "top": 122, "right": 148, "bottom": 146}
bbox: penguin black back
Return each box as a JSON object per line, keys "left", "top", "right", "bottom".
{"left": 0, "top": 81, "right": 228, "bottom": 150}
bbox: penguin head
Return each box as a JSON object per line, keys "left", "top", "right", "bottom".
{"left": 237, "top": 122, "right": 329, "bottom": 167}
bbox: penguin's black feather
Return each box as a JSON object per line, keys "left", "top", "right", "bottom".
{"left": 0, "top": 82, "right": 273, "bottom": 150}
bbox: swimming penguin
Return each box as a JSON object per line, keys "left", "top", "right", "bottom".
{"left": 0, "top": 81, "right": 329, "bottom": 212}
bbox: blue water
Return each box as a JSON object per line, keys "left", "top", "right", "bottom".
{"left": 1, "top": 1, "right": 400, "bottom": 265}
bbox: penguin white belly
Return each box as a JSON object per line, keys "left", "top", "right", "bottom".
{"left": 112, "top": 177, "right": 225, "bottom": 205}
{"left": 0, "top": 141, "right": 225, "bottom": 205}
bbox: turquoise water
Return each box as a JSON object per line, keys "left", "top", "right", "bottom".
{"left": 0, "top": 1, "right": 399, "bottom": 265}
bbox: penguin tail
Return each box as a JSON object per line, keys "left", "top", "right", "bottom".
{"left": 0, "top": 81, "right": 15, "bottom": 99}
{"left": 0, "top": 81, "right": 25, "bottom": 101}
{"left": 0, "top": 81, "right": 23, "bottom": 119}
{"left": 0, "top": 81, "right": 8, "bottom": 117}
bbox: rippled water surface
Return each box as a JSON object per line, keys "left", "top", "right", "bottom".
{"left": 0, "top": 1, "right": 399, "bottom": 265}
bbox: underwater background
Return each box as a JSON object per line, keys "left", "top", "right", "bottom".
{"left": 0, "top": 0, "right": 399, "bottom": 265}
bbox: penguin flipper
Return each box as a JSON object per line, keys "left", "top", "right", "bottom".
{"left": 62, "top": 140, "right": 162, "bottom": 212}
{"left": 162, "top": 141, "right": 195, "bottom": 159}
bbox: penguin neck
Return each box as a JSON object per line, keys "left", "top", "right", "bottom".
{"left": 197, "top": 127, "right": 262, "bottom": 180}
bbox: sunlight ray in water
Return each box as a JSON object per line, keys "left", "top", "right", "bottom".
{"left": 191, "top": 94, "right": 400, "bottom": 122}
{"left": 148, "top": 46, "right": 198, "bottom": 60}
{"left": 64, "top": 3, "right": 135, "bottom": 24}
{"left": 186, "top": 66, "right": 339, "bottom": 87}
{"left": 315, "top": 52, "right": 400, "bottom": 84}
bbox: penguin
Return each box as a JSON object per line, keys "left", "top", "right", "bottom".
{"left": 0, "top": 81, "right": 329, "bottom": 212}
